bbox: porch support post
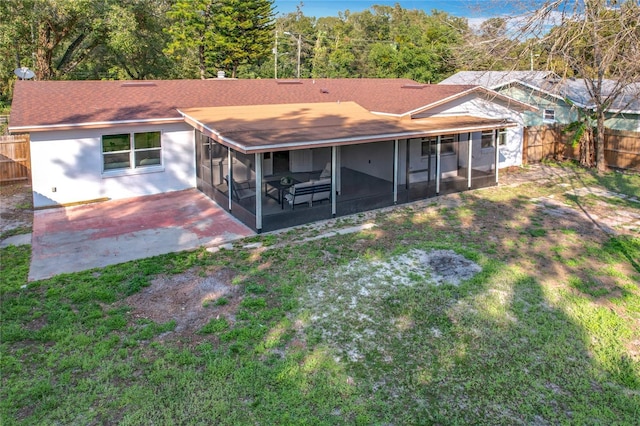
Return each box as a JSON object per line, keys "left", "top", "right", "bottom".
{"left": 467, "top": 132, "right": 473, "bottom": 189}
{"left": 393, "top": 139, "right": 399, "bottom": 204}
{"left": 331, "top": 146, "right": 337, "bottom": 217}
{"left": 255, "top": 152, "right": 263, "bottom": 232}
{"left": 494, "top": 130, "right": 500, "bottom": 184}
{"left": 227, "top": 149, "right": 233, "bottom": 210}
{"left": 435, "top": 135, "right": 441, "bottom": 195}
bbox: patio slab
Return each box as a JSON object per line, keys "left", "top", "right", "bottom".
{"left": 29, "top": 189, "right": 254, "bottom": 281}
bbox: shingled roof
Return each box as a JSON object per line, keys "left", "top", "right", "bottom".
{"left": 179, "top": 101, "right": 518, "bottom": 153}
{"left": 9, "top": 78, "right": 482, "bottom": 131}
{"left": 441, "top": 71, "right": 640, "bottom": 113}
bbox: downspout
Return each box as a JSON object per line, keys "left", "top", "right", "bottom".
{"left": 227, "top": 149, "right": 233, "bottom": 210}
{"left": 494, "top": 129, "right": 499, "bottom": 184}
{"left": 467, "top": 132, "right": 473, "bottom": 189}
{"left": 436, "top": 135, "right": 441, "bottom": 195}
{"left": 393, "top": 139, "right": 399, "bottom": 204}
{"left": 331, "top": 146, "right": 337, "bottom": 217}
{"left": 255, "top": 153, "right": 263, "bottom": 232}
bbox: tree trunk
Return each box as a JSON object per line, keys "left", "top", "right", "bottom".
{"left": 595, "top": 111, "right": 607, "bottom": 173}
{"left": 579, "top": 126, "right": 595, "bottom": 168}
{"left": 199, "top": 44, "right": 206, "bottom": 80}
{"left": 35, "top": 25, "right": 54, "bottom": 80}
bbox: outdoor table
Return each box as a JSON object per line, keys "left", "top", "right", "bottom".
{"left": 265, "top": 178, "right": 300, "bottom": 208}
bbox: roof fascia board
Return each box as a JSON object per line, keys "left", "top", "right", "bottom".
{"left": 180, "top": 110, "right": 518, "bottom": 154}
{"left": 178, "top": 110, "right": 236, "bottom": 149}
{"left": 9, "top": 117, "right": 183, "bottom": 133}
{"left": 495, "top": 79, "right": 593, "bottom": 109}
{"left": 608, "top": 108, "right": 640, "bottom": 114}
{"left": 236, "top": 121, "right": 519, "bottom": 154}
{"left": 406, "top": 86, "right": 536, "bottom": 118}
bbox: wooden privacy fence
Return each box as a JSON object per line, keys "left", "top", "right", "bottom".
{"left": 0, "top": 134, "right": 31, "bottom": 183}
{"left": 523, "top": 125, "right": 640, "bottom": 172}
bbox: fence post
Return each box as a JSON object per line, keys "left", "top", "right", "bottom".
{"left": 522, "top": 128, "right": 529, "bottom": 165}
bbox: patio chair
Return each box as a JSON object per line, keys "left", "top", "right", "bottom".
{"left": 224, "top": 175, "right": 256, "bottom": 202}
{"left": 319, "top": 162, "right": 331, "bottom": 178}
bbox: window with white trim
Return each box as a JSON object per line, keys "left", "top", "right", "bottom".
{"left": 481, "top": 130, "right": 495, "bottom": 149}
{"left": 543, "top": 109, "right": 556, "bottom": 122}
{"left": 421, "top": 134, "right": 457, "bottom": 156}
{"left": 102, "top": 131, "right": 162, "bottom": 172}
{"left": 497, "top": 128, "right": 507, "bottom": 146}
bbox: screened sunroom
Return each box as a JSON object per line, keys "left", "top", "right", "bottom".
{"left": 184, "top": 103, "right": 515, "bottom": 232}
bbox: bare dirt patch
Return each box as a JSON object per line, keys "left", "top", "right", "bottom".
{"left": 123, "top": 267, "right": 242, "bottom": 340}
{"left": 0, "top": 182, "right": 33, "bottom": 235}
{"left": 420, "top": 249, "right": 482, "bottom": 286}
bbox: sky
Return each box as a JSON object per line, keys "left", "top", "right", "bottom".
{"left": 274, "top": 0, "right": 543, "bottom": 25}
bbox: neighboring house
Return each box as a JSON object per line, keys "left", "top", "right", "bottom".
{"left": 9, "top": 78, "right": 534, "bottom": 232}
{"left": 440, "top": 71, "right": 640, "bottom": 132}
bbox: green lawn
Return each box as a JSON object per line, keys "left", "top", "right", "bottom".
{"left": 2, "top": 165, "right": 639, "bottom": 424}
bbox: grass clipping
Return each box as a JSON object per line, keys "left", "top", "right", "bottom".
{"left": 301, "top": 249, "right": 481, "bottom": 362}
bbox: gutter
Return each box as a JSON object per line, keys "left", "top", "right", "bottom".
{"left": 179, "top": 109, "right": 517, "bottom": 154}
{"left": 8, "top": 117, "right": 184, "bottom": 133}
{"left": 402, "top": 86, "right": 537, "bottom": 117}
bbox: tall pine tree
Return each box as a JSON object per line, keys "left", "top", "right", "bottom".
{"left": 166, "top": 0, "right": 274, "bottom": 79}
{"left": 210, "top": 0, "right": 274, "bottom": 78}
{"left": 165, "top": 0, "right": 215, "bottom": 79}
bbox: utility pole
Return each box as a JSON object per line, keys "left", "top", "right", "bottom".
{"left": 284, "top": 31, "right": 302, "bottom": 79}
{"left": 296, "top": 33, "right": 301, "bottom": 79}
{"left": 273, "top": 31, "right": 278, "bottom": 79}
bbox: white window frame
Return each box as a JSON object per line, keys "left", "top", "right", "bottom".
{"left": 421, "top": 134, "right": 457, "bottom": 157}
{"left": 497, "top": 128, "right": 507, "bottom": 146}
{"left": 481, "top": 130, "right": 495, "bottom": 150}
{"left": 102, "top": 131, "right": 163, "bottom": 176}
{"left": 543, "top": 108, "right": 556, "bottom": 123}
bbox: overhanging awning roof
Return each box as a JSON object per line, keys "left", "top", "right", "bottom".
{"left": 179, "top": 101, "right": 518, "bottom": 154}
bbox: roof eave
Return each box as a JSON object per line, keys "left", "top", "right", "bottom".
{"left": 405, "top": 86, "right": 537, "bottom": 117}
{"left": 8, "top": 117, "right": 184, "bottom": 133}
{"left": 181, "top": 116, "right": 519, "bottom": 155}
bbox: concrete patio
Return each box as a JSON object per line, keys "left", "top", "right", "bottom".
{"left": 29, "top": 189, "right": 254, "bottom": 281}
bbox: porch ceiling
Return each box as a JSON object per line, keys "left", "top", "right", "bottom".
{"left": 179, "top": 102, "right": 518, "bottom": 154}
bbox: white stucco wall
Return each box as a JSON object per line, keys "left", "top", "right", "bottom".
{"left": 30, "top": 122, "right": 196, "bottom": 208}
{"left": 413, "top": 94, "right": 527, "bottom": 168}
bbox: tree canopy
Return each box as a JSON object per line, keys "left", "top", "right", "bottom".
{"left": 511, "top": 0, "right": 640, "bottom": 171}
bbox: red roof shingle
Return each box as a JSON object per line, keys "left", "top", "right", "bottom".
{"left": 9, "top": 78, "right": 478, "bottom": 131}
{"left": 180, "top": 101, "right": 518, "bottom": 153}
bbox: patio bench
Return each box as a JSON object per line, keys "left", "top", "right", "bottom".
{"left": 284, "top": 178, "right": 331, "bottom": 209}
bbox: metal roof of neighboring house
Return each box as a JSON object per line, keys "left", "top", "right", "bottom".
{"left": 440, "top": 71, "right": 640, "bottom": 113}
{"left": 9, "top": 78, "right": 489, "bottom": 132}
{"left": 439, "top": 71, "right": 556, "bottom": 88}
{"left": 179, "top": 101, "right": 518, "bottom": 153}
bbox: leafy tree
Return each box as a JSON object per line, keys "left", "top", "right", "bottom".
{"left": 563, "top": 98, "right": 598, "bottom": 167}
{"left": 516, "top": 0, "right": 640, "bottom": 171}
{"left": 0, "top": 1, "right": 35, "bottom": 104}
{"left": 457, "top": 16, "right": 520, "bottom": 71}
{"left": 272, "top": 5, "right": 316, "bottom": 78}
{"left": 0, "top": 0, "right": 175, "bottom": 104}
{"left": 165, "top": 0, "right": 216, "bottom": 79}
{"left": 166, "top": 0, "right": 275, "bottom": 79}
{"left": 210, "top": 0, "right": 275, "bottom": 78}
{"left": 30, "top": 0, "right": 112, "bottom": 80}
{"left": 103, "top": 0, "right": 175, "bottom": 80}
